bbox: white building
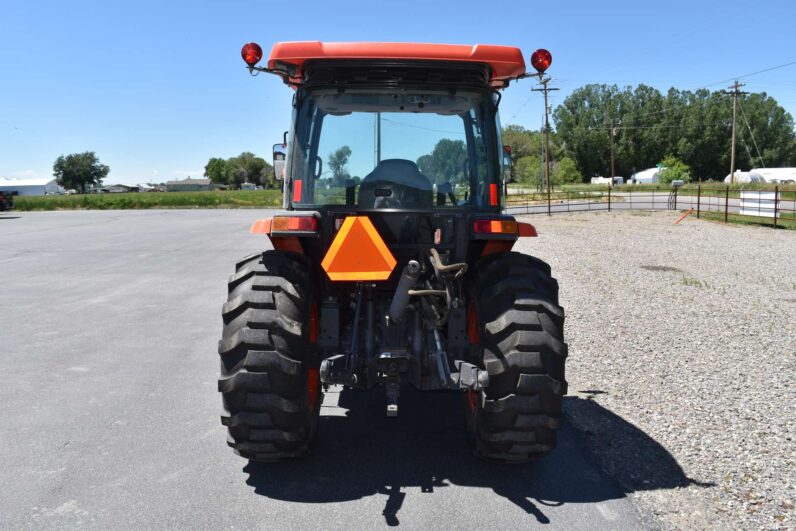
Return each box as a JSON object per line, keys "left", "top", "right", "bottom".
{"left": 0, "top": 177, "right": 63, "bottom": 196}
{"left": 629, "top": 168, "right": 661, "bottom": 184}
{"left": 749, "top": 168, "right": 796, "bottom": 184}
{"left": 723, "top": 171, "right": 766, "bottom": 184}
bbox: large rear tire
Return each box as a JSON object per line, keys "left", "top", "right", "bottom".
{"left": 466, "top": 251, "right": 567, "bottom": 463}
{"left": 218, "top": 250, "right": 321, "bottom": 461}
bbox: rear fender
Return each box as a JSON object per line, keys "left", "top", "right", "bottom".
{"left": 472, "top": 216, "right": 537, "bottom": 256}
{"left": 250, "top": 211, "right": 320, "bottom": 254}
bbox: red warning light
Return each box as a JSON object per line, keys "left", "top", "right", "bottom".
{"left": 241, "top": 42, "right": 263, "bottom": 66}
{"left": 531, "top": 49, "right": 552, "bottom": 74}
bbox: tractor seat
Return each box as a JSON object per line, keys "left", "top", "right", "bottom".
{"left": 358, "top": 159, "right": 433, "bottom": 209}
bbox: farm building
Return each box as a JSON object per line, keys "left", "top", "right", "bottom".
{"left": 0, "top": 177, "right": 63, "bottom": 196}
{"left": 749, "top": 168, "right": 796, "bottom": 184}
{"left": 166, "top": 178, "right": 212, "bottom": 192}
{"left": 724, "top": 171, "right": 766, "bottom": 184}
{"left": 629, "top": 168, "right": 661, "bottom": 184}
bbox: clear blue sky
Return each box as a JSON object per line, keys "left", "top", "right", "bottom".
{"left": 2, "top": 0, "right": 795, "bottom": 185}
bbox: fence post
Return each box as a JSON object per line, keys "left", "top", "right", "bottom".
{"left": 773, "top": 185, "right": 779, "bottom": 229}
{"left": 547, "top": 186, "right": 551, "bottom": 216}
{"left": 608, "top": 186, "right": 611, "bottom": 211}
{"left": 724, "top": 186, "right": 729, "bottom": 223}
{"left": 697, "top": 185, "right": 701, "bottom": 218}
{"left": 674, "top": 187, "right": 678, "bottom": 210}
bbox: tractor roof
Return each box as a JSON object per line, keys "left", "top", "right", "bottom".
{"left": 267, "top": 42, "right": 526, "bottom": 88}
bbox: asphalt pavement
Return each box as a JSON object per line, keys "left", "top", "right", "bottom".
{"left": 0, "top": 210, "right": 645, "bottom": 529}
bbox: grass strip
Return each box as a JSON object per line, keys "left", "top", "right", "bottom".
{"left": 13, "top": 190, "right": 284, "bottom": 211}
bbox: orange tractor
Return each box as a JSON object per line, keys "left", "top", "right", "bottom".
{"left": 218, "top": 42, "right": 567, "bottom": 463}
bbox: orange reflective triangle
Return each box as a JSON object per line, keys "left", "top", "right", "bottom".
{"left": 321, "top": 216, "right": 397, "bottom": 281}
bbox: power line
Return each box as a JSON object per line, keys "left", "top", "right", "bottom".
{"left": 699, "top": 60, "right": 796, "bottom": 89}
{"left": 379, "top": 117, "right": 465, "bottom": 136}
{"left": 547, "top": 60, "right": 796, "bottom": 126}
{"left": 738, "top": 100, "right": 765, "bottom": 168}
{"left": 508, "top": 95, "right": 533, "bottom": 121}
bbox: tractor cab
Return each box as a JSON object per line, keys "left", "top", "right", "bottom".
{"left": 254, "top": 42, "right": 527, "bottom": 211}
{"left": 217, "top": 42, "right": 567, "bottom": 464}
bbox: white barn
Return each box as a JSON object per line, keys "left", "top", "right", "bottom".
{"left": 0, "top": 178, "right": 63, "bottom": 196}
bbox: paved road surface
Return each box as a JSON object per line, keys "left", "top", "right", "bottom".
{"left": 0, "top": 210, "right": 645, "bottom": 529}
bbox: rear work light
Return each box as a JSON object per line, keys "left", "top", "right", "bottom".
{"left": 473, "top": 219, "right": 518, "bottom": 234}
{"left": 272, "top": 216, "right": 318, "bottom": 232}
{"left": 472, "top": 219, "right": 537, "bottom": 237}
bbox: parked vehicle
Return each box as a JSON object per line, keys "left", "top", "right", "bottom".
{"left": 216, "top": 41, "right": 568, "bottom": 464}
{"left": 0, "top": 191, "right": 15, "bottom": 211}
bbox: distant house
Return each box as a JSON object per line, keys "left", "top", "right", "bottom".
{"left": 106, "top": 184, "right": 140, "bottom": 193}
{"left": 165, "top": 178, "right": 213, "bottom": 192}
{"left": 0, "top": 177, "right": 63, "bottom": 196}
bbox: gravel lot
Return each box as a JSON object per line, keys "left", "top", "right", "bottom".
{"left": 515, "top": 211, "right": 795, "bottom": 529}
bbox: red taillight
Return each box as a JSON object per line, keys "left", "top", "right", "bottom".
{"left": 489, "top": 183, "right": 499, "bottom": 206}
{"left": 467, "top": 300, "right": 479, "bottom": 345}
{"left": 292, "top": 179, "right": 303, "bottom": 203}
{"left": 472, "top": 219, "right": 518, "bottom": 234}
{"left": 531, "top": 49, "right": 552, "bottom": 73}
{"left": 241, "top": 42, "right": 263, "bottom": 66}
{"left": 307, "top": 367, "right": 320, "bottom": 411}
{"left": 271, "top": 216, "right": 318, "bottom": 232}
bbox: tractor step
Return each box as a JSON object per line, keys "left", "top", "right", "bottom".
{"left": 451, "top": 360, "right": 490, "bottom": 390}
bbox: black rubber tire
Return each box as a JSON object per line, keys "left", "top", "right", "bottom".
{"left": 218, "top": 250, "right": 320, "bottom": 461}
{"left": 466, "top": 251, "right": 568, "bottom": 463}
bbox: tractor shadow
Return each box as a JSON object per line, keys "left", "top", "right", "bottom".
{"left": 244, "top": 387, "right": 709, "bottom": 526}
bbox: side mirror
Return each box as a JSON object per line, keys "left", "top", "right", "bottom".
{"left": 273, "top": 143, "right": 287, "bottom": 181}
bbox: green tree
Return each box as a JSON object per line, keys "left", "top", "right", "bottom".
{"left": 554, "top": 157, "right": 583, "bottom": 185}
{"left": 554, "top": 83, "right": 796, "bottom": 181}
{"left": 328, "top": 146, "right": 352, "bottom": 186}
{"left": 416, "top": 139, "right": 467, "bottom": 184}
{"left": 416, "top": 154, "right": 434, "bottom": 176}
{"left": 554, "top": 84, "right": 621, "bottom": 179}
{"left": 514, "top": 155, "right": 543, "bottom": 187}
{"left": 216, "top": 152, "right": 273, "bottom": 189}
{"left": 204, "top": 158, "right": 229, "bottom": 185}
{"left": 53, "top": 151, "right": 109, "bottom": 193}
{"left": 734, "top": 92, "right": 796, "bottom": 169}
{"left": 502, "top": 125, "right": 541, "bottom": 160}
{"left": 658, "top": 155, "right": 691, "bottom": 184}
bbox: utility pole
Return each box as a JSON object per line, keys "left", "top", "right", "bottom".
{"left": 720, "top": 81, "right": 748, "bottom": 184}
{"left": 609, "top": 119, "right": 616, "bottom": 180}
{"left": 532, "top": 76, "right": 559, "bottom": 215}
